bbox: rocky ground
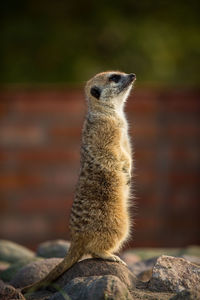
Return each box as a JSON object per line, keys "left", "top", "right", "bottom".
{"left": 0, "top": 239, "right": 200, "bottom": 300}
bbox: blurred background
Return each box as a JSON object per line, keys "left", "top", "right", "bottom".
{"left": 0, "top": 0, "right": 200, "bottom": 250}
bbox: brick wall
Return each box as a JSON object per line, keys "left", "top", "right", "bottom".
{"left": 0, "top": 87, "right": 199, "bottom": 250}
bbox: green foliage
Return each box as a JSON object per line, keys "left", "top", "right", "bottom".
{"left": 1, "top": 0, "right": 200, "bottom": 85}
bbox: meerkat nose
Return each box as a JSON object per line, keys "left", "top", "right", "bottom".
{"left": 129, "top": 73, "right": 136, "bottom": 81}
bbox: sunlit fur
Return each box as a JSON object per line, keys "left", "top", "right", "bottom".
{"left": 21, "top": 71, "right": 135, "bottom": 294}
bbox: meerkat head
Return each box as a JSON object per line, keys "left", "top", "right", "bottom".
{"left": 85, "top": 71, "right": 136, "bottom": 110}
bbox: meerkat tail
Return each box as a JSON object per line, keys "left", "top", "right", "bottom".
{"left": 21, "top": 244, "right": 84, "bottom": 294}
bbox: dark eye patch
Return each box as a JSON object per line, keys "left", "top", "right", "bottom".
{"left": 109, "top": 74, "right": 121, "bottom": 83}
{"left": 90, "top": 86, "right": 101, "bottom": 99}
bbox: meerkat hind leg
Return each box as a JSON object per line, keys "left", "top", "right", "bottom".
{"left": 91, "top": 251, "right": 127, "bottom": 266}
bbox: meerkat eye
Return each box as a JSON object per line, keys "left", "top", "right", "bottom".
{"left": 109, "top": 74, "right": 121, "bottom": 83}
{"left": 90, "top": 86, "right": 101, "bottom": 99}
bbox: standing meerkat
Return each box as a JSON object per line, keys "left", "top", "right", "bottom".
{"left": 22, "top": 71, "right": 136, "bottom": 293}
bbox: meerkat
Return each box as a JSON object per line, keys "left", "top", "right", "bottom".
{"left": 21, "top": 71, "right": 136, "bottom": 294}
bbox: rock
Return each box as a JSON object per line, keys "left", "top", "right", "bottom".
{"left": 10, "top": 258, "right": 62, "bottom": 288}
{"left": 37, "top": 240, "right": 70, "bottom": 259}
{"left": 170, "top": 289, "right": 200, "bottom": 300}
{"left": 149, "top": 255, "right": 200, "bottom": 293}
{"left": 0, "top": 257, "right": 41, "bottom": 282}
{"left": 0, "top": 279, "right": 25, "bottom": 300}
{"left": 52, "top": 258, "right": 137, "bottom": 292}
{"left": 132, "top": 289, "right": 174, "bottom": 300}
{"left": 128, "top": 257, "right": 157, "bottom": 282}
{"left": 136, "top": 268, "right": 153, "bottom": 283}
{"left": 25, "top": 290, "right": 53, "bottom": 300}
{"left": 8, "top": 251, "right": 200, "bottom": 300}
{"left": 10, "top": 257, "right": 137, "bottom": 294}
{"left": 50, "top": 275, "right": 133, "bottom": 300}
{"left": 0, "top": 240, "right": 35, "bottom": 264}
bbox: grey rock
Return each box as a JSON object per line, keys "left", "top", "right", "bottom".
{"left": 50, "top": 275, "right": 133, "bottom": 300}
{"left": 37, "top": 240, "right": 70, "bottom": 258}
{"left": 0, "top": 279, "right": 25, "bottom": 300}
{"left": 0, "top": 257, "right": 41, "bottom": 282}
{"left": 149, "top": 255, "right": 200, "bottom": 293}
{"left": 10, "top": 258, "right": 62, "bottom": 288}
{"left": 132, "top": 289, "right": 175, "bottom": 300}
{"left": 129, "top": 257, "right": 157, "bottom": 282}
{"left": 0, "top": 240, "right": 35, "bottom": 263}
{"left": 52, "top": 258, "right": 137, "bottom": 292}
{"left": 170, "top": 289, "right": 200, "bottom": 300}
{"left": 136, "top": 268, "right": 153, "bottom": 283}
{"left": 25, "top": 290, "right": 53, "bottom": 300}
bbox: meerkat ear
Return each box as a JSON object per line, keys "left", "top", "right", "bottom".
{"left": 90, "top": 86, "right": 101, "bottom": 99}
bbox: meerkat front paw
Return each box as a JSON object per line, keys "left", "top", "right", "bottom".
{"left": 111, "top": 255, "right": 127, "bottom": 266}
{"left": 92, "top": 252, "right": 127, "bottom": 266}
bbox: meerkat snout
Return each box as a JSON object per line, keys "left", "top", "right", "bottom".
{"left": 108, "top": 73, "right": 136, "bottom": 84}
{"left": 129, "top": 73, "right": 136, "bottom": 81}
{"left": 108, "top": 72, "right": 136, "bottom": 88}
{"left": 118, "top": 73, "right": 136, "bottom": 92}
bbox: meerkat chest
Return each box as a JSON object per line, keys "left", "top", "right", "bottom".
{"left": 116, "top": 112, "right": 131, "bottom": 163}
{"left": 116, "top": 113, "right": 129, "bottom": 147}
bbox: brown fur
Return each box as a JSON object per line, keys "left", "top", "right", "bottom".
{"left": 21, "top": 71, "right": 135, "bottom": 294}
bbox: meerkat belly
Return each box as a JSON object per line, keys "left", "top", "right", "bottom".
{"left": 70, "top": 200, "right": 130, "bottom": 247}
{"left": 70, "top": 165, "right": 129, "bottom": 237}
